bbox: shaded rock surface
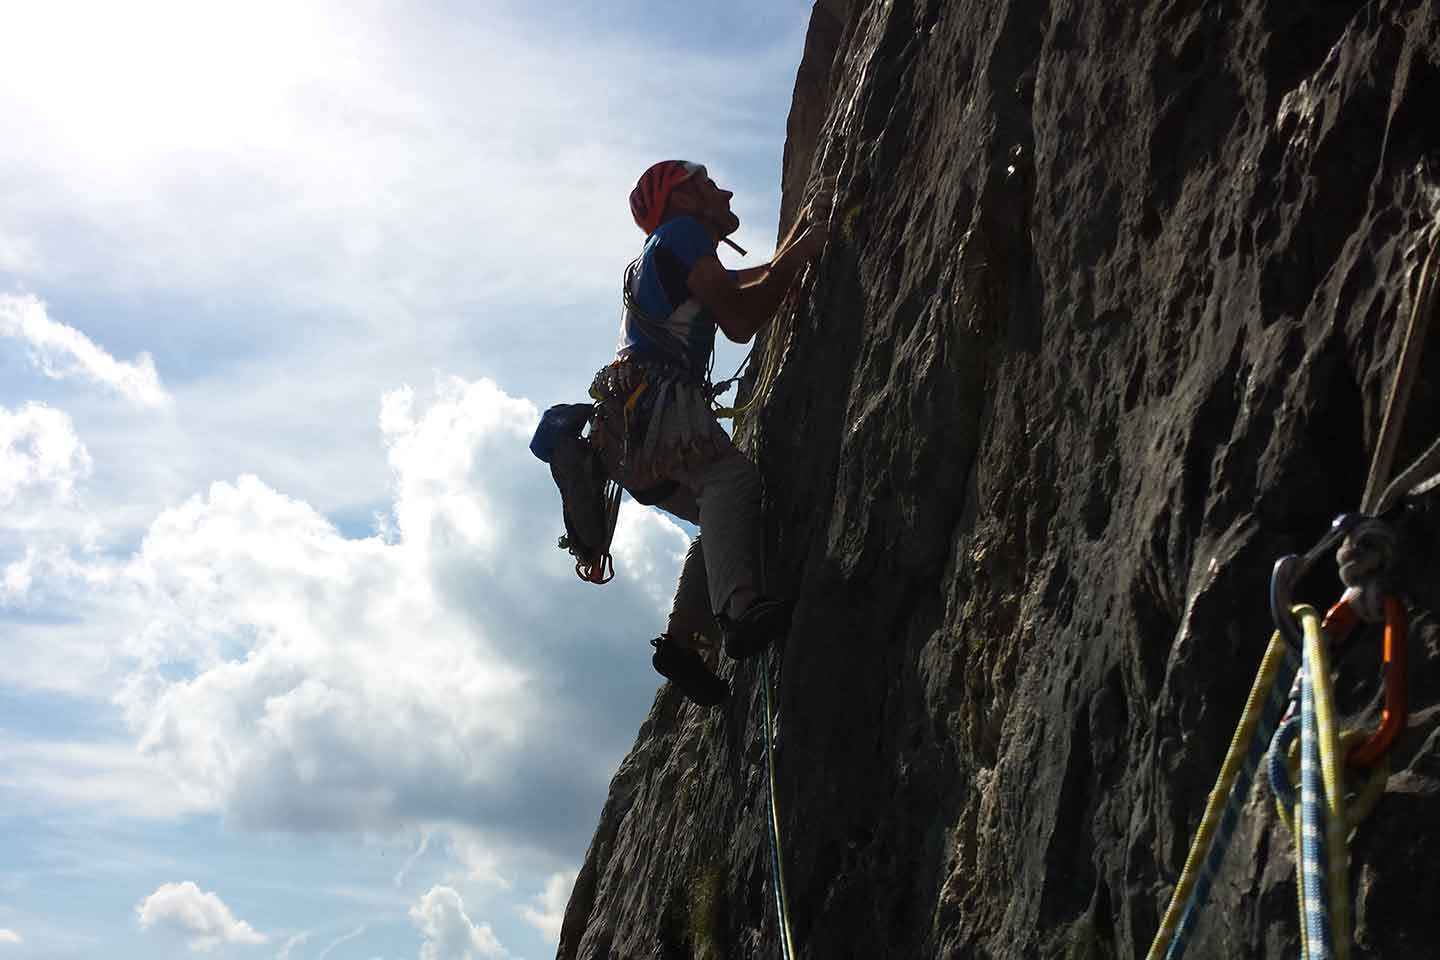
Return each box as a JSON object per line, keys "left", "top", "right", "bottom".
{"left": 561, "top": 1, "right": 1440, "bottom": 957}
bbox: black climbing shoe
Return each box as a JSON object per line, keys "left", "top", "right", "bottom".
{"left": 719, "top": 597, "right": 791, "bottom": 660}
{"left": 651, "top": 635, "right": 728, "bottom": 707}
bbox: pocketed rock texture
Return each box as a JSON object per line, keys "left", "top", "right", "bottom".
{"left": 561, "top": 1, "right": 1440, "bottom": 958}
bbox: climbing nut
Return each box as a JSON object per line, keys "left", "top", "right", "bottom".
{"left": 1336, "top": 519, "right": 1398, "bottom": 590}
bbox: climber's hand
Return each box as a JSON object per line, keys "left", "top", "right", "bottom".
{"left": 785, "top": 222, "right": 829, "bottom": 266}
{"left": 802, "top": 175, "right": 839, "bottom": 224}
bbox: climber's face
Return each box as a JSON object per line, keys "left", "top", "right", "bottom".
{"left": 673, "top": 173, "right": 740, "bottom": 237}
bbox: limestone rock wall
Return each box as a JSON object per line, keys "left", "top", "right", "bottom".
{"left": 560, "top": 1, "right": 1440, "bottom": 957}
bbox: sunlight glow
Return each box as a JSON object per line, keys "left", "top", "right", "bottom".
{"left": 3, "top": 1, "right": 357, "bottom": 161}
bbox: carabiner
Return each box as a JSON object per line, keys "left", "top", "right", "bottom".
{"left": 1270, "top": 513, "right": 1364, "bottom": 647}
{"left": 1349, "top": 595, "right": 1409, "bottom": 766}
{"left": 1318, "top": 595, "right": 1409, "bottom": 766}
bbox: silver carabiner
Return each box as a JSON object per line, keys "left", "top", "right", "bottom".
{"left": 1269, "top": 513, "right": 1363, "bottom": 647}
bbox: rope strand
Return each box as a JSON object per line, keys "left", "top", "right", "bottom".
{"left": 760, "top": 648, "right": 796, "bottom": 960}
{"left": 1146, "top": 630, "right": 1299, "bottom": 960}
{"left": 1363, "top": 225, "right": 1440, "bottom": 513}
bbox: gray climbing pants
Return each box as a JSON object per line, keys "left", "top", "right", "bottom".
{"left": 654, "top": 452, "right": 764, "bottom": 650}
{"left": 589, "top": 359, "right": 763, "bottom": 648}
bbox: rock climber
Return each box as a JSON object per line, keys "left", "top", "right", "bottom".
{"left": 587, "top": 160, "right": 829, "bottom": 706}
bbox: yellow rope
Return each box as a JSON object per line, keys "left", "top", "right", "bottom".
{"left": 1298, "top": 605, "right": 1352, "bottom": 959}
{"left": 1145, "top": 629, "right": 1293, "bottom": 960}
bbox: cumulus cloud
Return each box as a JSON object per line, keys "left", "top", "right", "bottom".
{"left": 409, "top": 886, "right": 509, "bottom": 960}
{"left": 0, "top": 374, "right": 688, "bottom": 885}
{"left": 0, "top": 401, "right": 103, "bottom": 607}
{"left": 517, "top": 870, "right": 577, "bottom": 943}
{"left": 136, "top": 881, "right": 267, "bottom": 951}
{"left": 0, "top": 401, "right": 92, "bottom": 518}
{"left": 0, "top": 928, "right": 20, "bottom": 943}
{"left": 0, "top": 295, "right": 170, "bottom": 408}
{"left": 106, "top": 376, "right": 685, "bottom": 860}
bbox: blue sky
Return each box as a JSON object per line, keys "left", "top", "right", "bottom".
{"left": 0, "top": 2, "right": 814, "bottom": 957}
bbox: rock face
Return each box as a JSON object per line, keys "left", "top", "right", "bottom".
{"left": 560, "top": 1, "right": 1440, "bottom": 957}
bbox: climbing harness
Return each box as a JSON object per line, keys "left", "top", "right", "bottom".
{"left": 619, "top": 261, "right": 763, "bottom": 427}
{"left": 1146, "top": 516, "right": 1412, "bottom": 960}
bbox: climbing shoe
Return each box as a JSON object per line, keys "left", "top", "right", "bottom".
{"left": 651, "top": 635, "right": 728, "bottom": 707}
{"left": 719, "top": 597, "right": 791, "bottom": 660}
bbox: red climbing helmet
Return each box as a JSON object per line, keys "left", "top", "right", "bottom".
{"left": 629, "top": 160, "right": 706, "bottom": 235}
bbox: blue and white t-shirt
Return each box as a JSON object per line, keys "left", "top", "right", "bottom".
{"left": 616, "top": 216, "right": 737, "bottom": 379}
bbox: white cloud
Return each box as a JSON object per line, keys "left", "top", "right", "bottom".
{"left": 443, "top": 831, "right": 513, "bottom": 892}
{"left": 136, "top": 881, "right": 267, "bottom": 952}
{"left": 0, "top": 295, "right": 171, "bottom": 408}
{"left": 0, "top": 401, "right": 104, "bottom": 608}
{"left": 114, "top": 470, "right": 531, "bottom": 832}
{"left": 1, "top": 374, "right": 689, "bottom": 879}
{"left": 409, "top": 886, "right": 509, "bottom": 960}
{"left": 0, "top": 3, "right": 808, "bottom": 955}
{"left": 97, "top": 376, "right": 685, "bottom": 855}
{"left": 610, "top": 500, "right": 692, "bottom": 617}
{"left": 516, "top": 870, "right": 576, "bottom": 943}
{"left": 0, "top": 401, "right": 92, "bottom": 518}
{"left": 0, "top": 929, "right": 20, "bottom": 944}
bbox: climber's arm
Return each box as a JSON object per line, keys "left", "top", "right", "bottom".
{"left": 688, "top": 222, "right": 829, "bottom": 343}
{"left": 732, "top": 265, "right": 770, "bottom": 285}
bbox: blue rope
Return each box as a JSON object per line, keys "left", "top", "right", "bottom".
{"left": 1301, "top": 651, "right": 1334, "bottom": 958}
{"left": 1164, "top": 648, "right": 1300, "bottom": 959}
{"left": 1268, "top": 714, "right": 1301, "bottom": 814}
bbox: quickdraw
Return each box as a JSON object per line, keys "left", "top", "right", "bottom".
{"left": 1148, "top": 516, "right": 1411, "bottom": 960}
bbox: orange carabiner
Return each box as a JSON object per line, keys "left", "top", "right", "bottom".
{"left": 1321, "top": 595, "right": 1409, "bottom": 766}
{"left": 1350, "top": 596, "right": 1408, "bottom": 766}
